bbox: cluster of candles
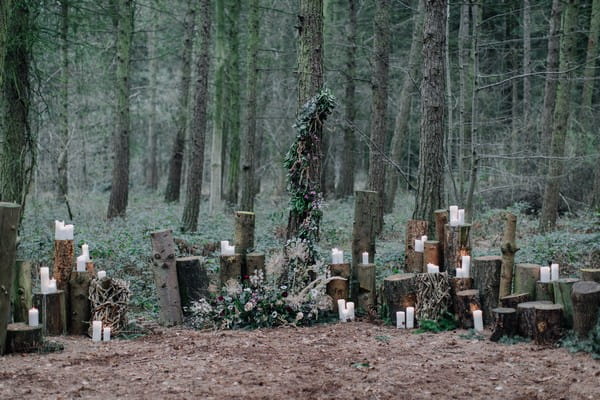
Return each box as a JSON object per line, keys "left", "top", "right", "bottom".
{"left": 54, "top": 220, "right": 74, "bottom": 240}
{"left": 540, "top": 263, "right": 560, "bottom": 283}
{"left": 92, "top": 320, "right": 111, "bottom": 342}
{"left": 331, "top": 248, "right": 344, "bottom": 264}
{"left": 39, "top": 267, "right": 57, "bottom": 294}
{"left": 337, "top": 299, "right": 355, "bottom": 322}
{"left": 414, "top": 235, "right": 428, "bottom": 253}
{"left": 456, "top": 256, "right": 471, "bottom": 278}
{"left": 220, "top": 240, "right": 235, "bottom": 256}
{"left": 396, "top": 307, "right": 415, "bottom": 329}
{"left": 449, "top": 206, "right": 466, "bottom": 227}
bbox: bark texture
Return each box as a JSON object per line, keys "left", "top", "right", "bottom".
{"left": 5, "top": 323, "right": 42, "bottom": 353}
{"left": 405, "top": 219, "right": 428, "bottom": 273}
{"left": 11, "top": 259, "right": 32, "bottom": 323}
{"left": 571, "top": 280, "right": 600, "bottom": 338}
{"left": 383, "top": 273, "right": 416, "bottom": 324}
{"left": 499, "top": 213, "right": 518, "bottom": 298}
{"left": 33, "top": 291, "right": 67, "bottom": 336}
{"left": 472, "top": 256, "right": 502, "bottom": 325}
{"left": 176, "top": 256, "right": 209, "bottom": 314}
{"left": 552, "top": 277, "right": 580, "bottom": 328}
{"left": 150, "top": 230, "right": 183, "bottom": 326}
{"left": 0, "top": 202, "right": 20, "bottom": 354}
{"left": 69, "top": 271, "right": 91, "bottom": 335}
{"left": 351, "top": 190, "right": 378, "bottom": 299}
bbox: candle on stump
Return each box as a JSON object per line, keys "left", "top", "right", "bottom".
{"left": 82, "top": 243, "right": 90, "bottom": 261}
{"left": 406, "top": 307, "right": 415, "bottom": 329}
{"left": 540, "top": 266, "right": 550, "bottom": 283}
{"left": 427, "top": 263, "right": 439, "bottom": 274}
{"left": 103, "top": 327, "right": 111, "bottom": 342}
{"left": 331, "top": 248, "right": 343, "bottom": 264}
{"left": 337, "top": 299, "right": 346, "bottom": 321}
{"left": 346, "top": 302, "right": 355, "bottom": 321}
{"left": 92, "top": 321, "right": 102, "bottom": 342}
{"left": 449, "top": 206, "right": 459, "bottom": 226}
{"left": 76, "top": 255, "right": 87, "bottom": 272}
{"left": 48, "top": 279, "right": 57, "bottom": 293}
{"left": 362, "top": 252, "right": 369, "bottom": 265}
{"left": 54, "top": 220, "right": 65, "bottom": 240}
{"left": 456, "top": 268, "right": 464, "bottom": 278}
{"left": 28, "top": 307, "right": 39, "bottom": 327}
{"left": 458, "top": 209, "right": 465, "bottom": 225}
{"left": 461, "top": 255, "right": 471, "bottom": 277}
{"left": 63, "top": 224, "right": 74, "bottom": 240}
{"left": 220, "top": 240, "right": 229, "bottom": 252}
{"left": 396, "top": 311, "right": 406, "bottom": 329}
{"left": 414, "top": 239, "right": 424, "bottom": 253}
{"left": 97, "top": 270, "right": 107, "bottom": 279}
{"left": 473, "top": 310, "right": 484, "bottom": 332}
{"left": 551, "top": 263, "right": 559, "bottom": 281}
{"left": 40, "top": 267, "right": 50, "bottom": 294}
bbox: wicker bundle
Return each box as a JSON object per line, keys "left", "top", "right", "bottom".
{"left": 88, "top": 277, "right": 131, "bottom": 336}
{"left": 415, "top": 272, "right": 451, "bottom": 321}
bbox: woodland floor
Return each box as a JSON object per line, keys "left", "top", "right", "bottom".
{"left": 1, "top": 321, "right": 599, "bottom": 400}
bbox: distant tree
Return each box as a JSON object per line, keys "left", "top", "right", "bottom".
{"left": 145, "top": 2, "right": 159, "bottom": 191}
{"left": 57, "top": 0, "right": 70, "bottom": 214}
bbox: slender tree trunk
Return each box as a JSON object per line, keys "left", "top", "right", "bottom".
{"left": 320, "top": 0, "right": 335, "bottom": 199}
{"left": 539, "top": 0, "right": 580, "bottom": 232}
{"left": 146, "top": 7, "right": 158, "bottom": 191}
{"left": 57, "top": 0, "right": 69, "bottom": 204}
{"left": 239, "top": 0, "right": 260, "bottom": 211}
{"left": 165, "top": 0, "right": 195, "bottom": 202}
{"left": 181, "top": 0, "right": 211, "bottom": 232}
{"left": 457, "top": 0, "right": 470, "bottom": 205}
{"left": 107, "top": 0, "right": 134, "bottom": 219}
{"left": 522, "top": 0, "right": 531, "bottom": 135}
{"left": 581, "top": 0, "right": 600, "bottom": 116}
{"left": 225, "top": 0, "right": 241, "bottom": 206}
{"left": 367, "top": 0, "right": 391, "bottom": 234}
{"left": 413, "top": 0, "right": 447, "bottom": 235}
{"left": 0, "top": 1, "right": 9, "bottom": 91}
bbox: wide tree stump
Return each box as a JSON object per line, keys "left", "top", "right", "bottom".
{"left": 5, "top": 323, "right": 42, "bottom": 353}
{"left": 434, "top": 209, "right": 448, "bottom": 269}
{"left": 327, "top": 263, "right": 351, "bottom": 307}
{"left": 356, "top": 263, "right": 376, "bottom": 312}
{"left": 513, "top": 263, "right": 541, "bottom": 299}
{"left": 233, "top": 211, "right": 255, "bottom": 255}
{"left": 383, "top": 273, "right": 416, "bottom": 324}
{"left": 53, "top": 239, "right": 74, "bottom": 291}
{"left": 405, "top": 220, "right": 428, "bottom": 273}
{"left": 246, "top": 252, "right": 266, "bottom": 277}
{"left": 220, "top": 254, "right": 243, "bottom": 285}
{"left": 499, "top": 213, "right": 518, "bottom": 298}
{"left": 176, "top": 256, "right": 209, "bottom": 314}
{"left": 11, "top": 259, "right": 32, "bottom": 323}
{"left": 352, "top": 190, "right": 378, "bottom": 300}
{"left": 535, "top": 281, "right": 554, "bottom": 302}
{"left": 444, "top": 224, "right": 471, "bottom": 275}
{"left": 500, "top": 292, "right": 529, "bottom": 309}
{"left": 490, "top": 307, "right": 517, "bottom": 342}
{"left": 423, "top": 241, "right": 441, "bottom": 273}
{"left": 552, "top": 277, "right": 580, "bottom": 328}
{"left": 0, "top": 202, "right": 20, "bottom": 355}
{"left": 571, "top": 280, "right": 600, "bottom": 338}
{"left": 150, "top": 229, "right": 183, "bottom": 326}
{"left": 580, "top": 268, "right": 600, "bottom": 283}
{"left": 33, "top": 291, "right": 67, "bottom": 335}
{"left": 517, "top": 300, "right": 552, "bottom": 338}
{"left": 69, "top": 271, "right": 91, "bottom": 335}
{"left": 472, "top": 256, "right": 502, "bottom": 325}
{"left": 455, "top": 289, "right": 481, "bottom": 329}
{"left": 534, "top": 303, "right": 563, "bottom": 345}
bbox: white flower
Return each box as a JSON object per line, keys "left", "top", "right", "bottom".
{"left": 244, "top": 302, "right": 254, "bottom": 312}
{"left": 295, "top": 312, "right": 304, "bottom": 321}
{"left": 225, "top": 279, "right": 243, "bottom": 297}
{"left": 271, "top": 311, "right": 278, "bottom": 318}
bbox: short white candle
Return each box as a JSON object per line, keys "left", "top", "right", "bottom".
{"left": 427, "top": 264, "right": 439, "bottom": 274}
{"left": 406, "top": 307, "right": 415, "bottom": 329}
{"left": 40, "top": 267, "right": 50, "bottom": 294}
{"left": 92, "top": 321, "right": 102, "bottom": 342}
{"left": 362, "top": 252, "right": 369, "bottom": 265}
{"left": 458, "top": 209, "right": 465, "bottom": 225}
{"left": 63, "top": 224, "right": 74, "bottom": 240}
{"left": 473, "top": 310, "right": 484, "bottom": 332}
{"left": 28, "top": 307, "right": 39, "bottom": 327}
{"left": 337, "top": 299, "right": 346, "bottom": 321}
{"left": 76, "top": 255, "right": 87, "bottom": 272}
{"left": 48, "top": 279, "right": 57, "bottom": 293}
{"left": 456, "top": 268, "right": 464, "bottom": 278}
{"left": 421, "top": 235, "right": 428, "bottom": 243}
{"left": 54, "top": 220, "right": 65, "bottom": 240}
{"left": 97, "top": 270, "right": 107, "bottom": 279}
{"left": 551, "top": 263, "right": 559, "bottom": 281}
{"left": 103, "top": 327, "right": 111, "bottom": 342}
{"left": 346, "top": 302, "right": 355, "bottom": 321}
{"left": 449, "top": 206, "right": 459, "bottom": 226}
{"left": 220, "top": 240, "right": 229, "bottom": 252}
{"left": 338, "top": 250, "right": 344, "bottom": 264}
{"left": 540, "top": 266, "right": 550, "bottom": 283}
{"left": 82, "top": 244, "right": 90, "bottom": 261}
{"left": 461, "top": 255, "right": 471, "bottom": 277}
{"left": 414, "top": 239, "right": 424, "bottom": 253}
{"left": 396, "top": 311, "right": 406, "bottom": 329}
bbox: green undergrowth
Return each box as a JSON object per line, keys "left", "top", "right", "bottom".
{"left": 560, "top": 311, "right": 600, "bottom": 359}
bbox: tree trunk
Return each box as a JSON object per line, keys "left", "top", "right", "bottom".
{"left": 513, "top": 263, "right": 540, "bottom": 299}
{"left": 234, "top": 211, "right": 255, "bottom": 255}
{"left": 33, "top": 291, "right": 67, "bottom": 336}
{"left": 499, "top": 212, "right": 518, "bottom": 298}
{"left": 57, "top": 0, "right": 69, "bottom": 204}
{"left": 571, "top": 280, "right": 600, "bottom": 338}
{"left": 69, "top": 271, "right": 91, "bottom": 335}
{"left": 356, "top": 263, "right": 376, "bottom": 312}
{"left": 534, "top": 303, "right": 563, "bottom": 345}
{"left": 220, "top": 254, "right": 242, "bottom": 285}
{"left": 522, "top": 0, "right": 531, "bottom": 136}
{"left": 423, "top": 241, "right": 441, "bottom": 272}
{"left": 472, "top": 256, "right": 502, "bottom": 325}
{"left": 176, "top": 256, "right": 209, "bottom": 314}
{"left": 53, "top": 240, "right": 74, "bottom": 291}
{"left": 580, "top": 0, "right": 600, "bottom": 116}
{"left": 444, "top": 224, "right": 470, "bottom": 275}
{"left": 434, "top": 209, "right": 447, "bottom": 268}
{"left": 181, "top": 0, "right": 211, "bottom": 232}
{"left": 539, "top": 0, "right": 580, "bottom": 232}
{"left": 150, "top": 230, "right": 183, "bottom": 326}
{"left": 535, "top": 281, "right": 555, "bottom": 302}
{"left": 246, "top": 252, "right": 265, "bottom": 277}
{"left": 580, "top": 268, "right": 600, "bottom": 283}
{"left": 0, "top": 202, "right": 20, "bottom": 354}
{"left": 11, "top": 259, "right": 32, "bottom": 323}
{"left": 405, "top": 219, "right": 428, "bottom": 273}
{"left": 5, "top": 323, "right": 42, "bottom": 353}
{"left": 383, "top": 273, "right": 417, "bottom": 324}
{"left": 455, "top": 289, "right": 481, "bottom": 329}
{"left": 552, "top": 277, "right": 580, "bottom": 328}
{"left": 351, "top": 190, "right": 378, "bottom": 299}
{"left": 165, "top": 0, "right": 195, "bottom": 202}
{"left": 145, "top": 6, "right": 159, "bottom": 191}
{"left": 517, "top": 300, "right": 552, "bottom": 338}
{"left": 490, "top": 307, "right": 517, "bottom": 342}
{"left": 457, "top": 0, "right": 470, "bottom": 204}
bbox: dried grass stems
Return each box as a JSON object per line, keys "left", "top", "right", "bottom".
{"left": 415, "top": 272, "right": 451, "bottom": 321}
{"left": 89, "top": 277, "right": 131, "bottom": 335}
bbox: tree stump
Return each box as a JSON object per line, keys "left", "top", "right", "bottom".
{"left": 423, "top": 240, "right": 441, "bottom": 273}
{"left": 500, "top": 292, "right": 529, "bottom": 309}
{"left": 234, "top": 211, "right": 255, "bottom": 255}
{"left": 150, "top": 229, "right": 183, "bottom": 326}
{"left": 580, "top": 268, "right": 600, "bottom": 283}
{"left": 552, "top": 277, "right": 580, "bottom": 328}
{"left": 450, "top": 277, "right": 473, "bottom": 314}
{"left": 534, "top": 303, "right": 563, "bottom": 345}
{"left": 535, "top": 281, "right": 554, "bottom": 302}
{"left": 0, "top": 202, "right": 20, "bottom": 355}
{"left": 33, "top": 291, "right": 67, "bottom": 335}
{"left": 5, "top": 323, "right": 42, "bottom": 353}
{"left": 220, "top": 254, "right": 243, "bottom": 285}
{"left": 11, "top": 259, "right": 32, "bottom": 323}
{"left": 444, "top": 224, "right": 471, "bottom": 275}
{"left": 405, "top": 219, "right": 428, "bottom": 273}
{"left": 176, "top": 256, "right": 209, "bottom": 314}
{"left": 472, "top": 256, "right": 502, "bottom": 325}
{"left": 327, "top": 263, "right": 350, "bottom": 307}
{"left": 513, "top": 263, "right": 541, "bottom": 299}
{"left": 434, "top": 209, "right": 448, "bottom": 269}
{"left": 499, "top": 213, "right": 518, "bottom": 298}
{"left": 246, "top": 252, "right": 266, "bottom": 277}
{"left": 53, "top": 239, "right": 74, "bottom": 291}
{"left": 455, "top": 289, "right": 481, "bottom": 329}
{"left": 571, "top": 280, "right": 600, "bottom": 338}
{"left": 356, "top": 263, "right": 376, "bottom": 312}
{"left": 352, "top": 191, "right": 378, "bottom": 300}
{"left": 517, "top": 300, "right": 552, "bottom": 338}
{"left": 490, "top": 307, "right": 517, "bottom": 342}
{"left": 69, "top": 271, "right": 91, "bottom": 335}
{"left": 383, "top": 273, "right": 416, "bottom": 324}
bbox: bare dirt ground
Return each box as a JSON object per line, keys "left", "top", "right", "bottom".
{"left": 1, "top": 321, "right": 599, "bottom": 400}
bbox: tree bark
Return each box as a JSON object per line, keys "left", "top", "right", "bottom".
{"left": 423, "top": 240, "right": 441, "bottom": 272}
{"left": 513, "top": 263, "right": 540, "bottom": 299}
{"left": 234, "top": 211, "right": 255, "bottom": 255}
{"left": 5, "top": 323, "right": 42, "bottom": 353}
{"left": 220, "top": 254, "right": 242, "bottom": 285}
{"left": 405, "top": 219, "right": 427, "bottom": 273}
{"left": 444, "top": 224, "right": 470, "bottom": 275}
{"left": 580, "top": 0, "right": 600, "bottom": 116}
{"left": 145, "top": 5, "right": 159, "bottom": 191}
{"left": 11, "top": 259, "right": 32, "bottom": 323}
{"left": 517, "top": 300, "right": 552, "bottom": 338}
{"left": 351, "top": 190, "right": 378, "bottom": 298}
{"left": 580, "top": 268, "right": 600, "bottom": 283}
{"left": 327, "top": 263, "right": 350, "bottom": 307}
{"left": 455, "top": 289, "right": 481, "bottom": 329}
{"left": 499, "top": 212, "right": 518, "bottom": 298}
{"left": 535, "top": 281, "right": 555, "bottom": 302}
{"left": 0, "top": 202, "right": 20, "bottom": 354}
{"left": 457, "top": 0, "right": 470, "bottom": 204}
{"left": 57, "top": 0, "right": 69, "bottom": 204}
{"left": 472, "top": 256, "right": 502, "bottom": 325}
{"left": 434, "top": 209, "right": 447, "bottom": 268}
{"left": 176, "top": 256, "right": 209, "bottom": 314}
{"left": 522, "top": 0, "right": 531, "bottom": 135}
{"left": 383, "top": 273, "right": 417, "bottom": 324}
{"left": 53, "top": 240, "right": 74, "bottom": 291}
{"left": 246, "top": 252, "right": 265, "bottom": 277}
{"left": 33, "top": 290, "right": 67, "bottom": 336}
{"left": 490, "top": 307, "right": 517, "bottom": 342}
{"left": 552, "top": 277, "right": 580, "bottom": 328}
{"left": 69, "top": 271, "right": 91, "bottom": 335}
{"left": 150, "top": 229, "right": 183, "bottom": 326}
{"left": 357, "top": 263, "right": 376, "bottom": 312}
{"left": 534, "top": 303, "right": 563, "bottom": 345}
{"left": 500, "top": 292, "right": 529, "bottom": 309}
{"left": 571, "top": 280, "right": 600, "bottom": 338}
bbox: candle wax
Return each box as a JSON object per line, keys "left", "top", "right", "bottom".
{"left": 28, "top": 308, "right": 39, "bottom": 327}
{"left": 406, "top": 307, "right": 415, "bottom": 329}
{"left": 92, "top": 321, "right": 102, "bottom": 342}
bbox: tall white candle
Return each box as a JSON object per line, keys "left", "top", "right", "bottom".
{"left": 92, "top": 321, "right": 102, "bottom": 342}
{"left": 76, "top": 255, "right": 87, "bottom": 272}
{"left": 473, "top": 310, "right": 484, "bottom": 332}
{"left": 82, "top": 244, "right": 90, "bottom": 261}
{"left": 449, "top": 206, "right": 459, "bottom": 226}
{"left": 461, "top": 255, "right": 471, "bottom": 277}
{"left": 406, "top": 307, "right": 415, "bottom": 329}
{"left": 396, "top": 311, "right": 406, "bottom": 329}
{"left": 103, "top": 327, "right": 111, "bottom": 342}
{"left": 414, "top": 239, "right": 424, "bottom": 253}
{"left": 40, "top": 267, "right": 50, "bottom": 294}
{"left": 540, "top": 266, "right": 550, "bottom": 283}
{"left": 28, "top": 308, "right": 39, "bottom": 327}
{"left": 48, "top": 279, "right": 57, "bottom": 293}
{"left": 362, "top": 252, "right": 369, "bottom": 265}
{"left": 63, "top": 224, "right": 74, "bottom": 240}
{"left": 346, "top": 302, "right": 355, "bottom": 321}
{"left": 97, "top": 270, "right": 107, "bottom": 279}
{"left": 337, "top": 299, "right": 346, "bottom": 321}
{"left": 458, "top": 209, "right": 465, "bottom": 225}
{"left": 220, "top": 240, "right": 229, "bottom": 252}
{"left": 551, "top": 263, "right": 559, "bottom": 281}
{"left": 456, "top": 268, "right": 464, "bottom": 278}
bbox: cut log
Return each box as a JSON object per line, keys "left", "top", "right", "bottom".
{"left": 517, "top": 300, "right": 552, "bottom": 338}
{"left": 69, "top": 271, "right": 91, "bottom": 335}
{"left": 383, "top": 273, "right": 416, "bottom": 324}
{"left": 0, "top": 202, "right": 20, "bottom": 355}
{"left": 233, "top": 211, "right": 255, "bottom": 255}
{"left": 327, "top": 263, "right": 351, "bottom": 307}
{"left": 580, "top": 268, "right": 600, "bottom": 283}
{"left": 500, "top": 292, "right": 530, "bottom": 309}
{"left": 11, "top": 259, "right": 32, "bottom": 323}
{"left": 450, "top": 277, "right": 473, "bottom": 314}
{"left": 444, "top": 224, "right": 471, "bottom": 275}
{"left": 53, "top": 239, "right": 74, "bottom": 291}
{"left": 571, "top": 280, "right": 600, "bottom": 338}
{"left": 472, "top": 256, "right": 502, "bottom": 325}
{"left": 552, "top": 277, "right": 580, "bottom": 328}
{"left": 351, "top": 190, "right": 378, "bottom": 301}
{"left": 5, "top": 323, "right": 42, "bottom": 353}
{"left": 434, "top": 209, "right": 448, "bottom": 269}
{"left": 535, "top": 281, "right": 554, "bottom": 302}
{"left": 150, "top": 229, "right": 183, "bottom": 326}
{"left": 534, "top": 303, "right": 563, "bottom": 345}
{"left": 220, "top": 254, "right": 243, "bottom": 285}
{"left": 513, "top": 263, "right": 541, "bottom": 299}
{"left": 499, "top": 213, "right": 518, "bottom": 298}
{"left": 455, "top": 289, "right": 481, "bottom": 329}
{"left": 423, "top": 240, "right": 441, "bottom": 273}
{"left": 356, "top": 263, "right": 376, "bottom": 312}
{"left": 175, "top": 256, "right": 209, "bottom": 313}
{"left": 33, "top": 290, "right": 67, "bottom": 335}
{"left": 246, "top": 252, "right": 266, "bottom": 277}
{"left": 405, "top": 219, "right": 428, "bottom": 273}
{"left": 490, "top": 307, "right": 517, "bottom": 342}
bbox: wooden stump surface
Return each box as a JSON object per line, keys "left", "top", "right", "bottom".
{"left": 571, "top": 280, "right": 600, "bottom": 338}
{"left": 5, "top": 323, "right": 42, "bottom": 353}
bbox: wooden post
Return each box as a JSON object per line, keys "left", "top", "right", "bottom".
{"left": 423, "top": 240, "right": 441, "bottom": 272}
{"left": 516, "top": 300, "right": 552, "bottom": 338}
{"left": 53, "top": 239, "right": 74, "bottom": 291}
{"left": 352, "top": 191, "right": 378, "bottom": 300}
{"left": 150, "top": 229, "right": 183, "bottom": 326}
{"left": 233, "top": 211, "right": 255, "bottom": 255}
{"left": 513, "top": 263, "right": 540, "bottom": 299}
{"left": 571, "top": 280, "right": 600, "bottom": 338}
{"left": 499, "top": 213, "right": 518, "bottom": 298}
{"left": 455, "top": 289, "right": 481, "bottom": 329}
{"left": 69, "top": 271, "right": 91, "bottom": 335}
{"left": 535, "top": 281, "right": 554, "bottom": 302}
{"left": 246, "top": 252, "right": 266, "bottom": 277}
{"left": 580, "top": 268, "right": 600, "bottom": 283}
{"left": 327, "top": 263, "right": 351, "bottom": 308}
{"left": 220, "top": 254, "right": 243, "bottom": 285}
{"left": 472, "top": 256, "right": 502, "bottom": 325}
{"left": 176, "top": 256, "right": 209, "bottom": 313}
{"left": 444, "top": 224, "right": 471, "bottom": 275}
{"left": 33, "top": 290, "right": 67, "bottom": 335}
{"left": 0, "top": 202, "right": 20, "bottom": 355}
{"left": 5, "top": 323, "right": 42, "bottom": 353}
{"left": 490, "top": 307, "right": 517, "bottom": 342}
{"left": 383, "top": 273, "right": 416, "bottom": 324}
{"left": 405, "top": 219, "right": 428, "bottom": 273}
{"left": 434, "top": 209, "right": 448, "bottom": 269}
{"left": 552, "top": 277, "right": 580, "bottom": 328}
{"left": 534, "top": 303, "right": 564, "bottom": 345}
{"left": 450, "top": 277, "right": 473, "bottom": 314}
{"left": 11, "top": 260, "right": 32, "bottom": 323}
{"left": 500, "top": 292, "right": 529, "bottom": 309}
{"left": 356, "top": 263, "right": 376, "bottom": 312}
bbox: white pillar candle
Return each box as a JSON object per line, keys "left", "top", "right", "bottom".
{"left": 427, "top": 264, "right": 439, "bottom": 274}
{"left": 461, "top": 255, "right": 471, "bottom": 277}
{"left": 338, "top": 250, "right": 344, "bottom": 264}
{"left": 458, "top": 209, "right": 465, "bottom": 225}
{"left": 421, "top": 235, "right": 428, "bottom": 243}
{"left": 76, "top": 255, "right": 87, "bottom": 272}
{"left": 449, "top": 206, "right": 459, "bottom": 226}
{"left": 473, "top": 310, "right": 484, "bottom": 332}
{"left": 362, "top": 252, "right": 369, "bottom": 265}
{"left": 48, "top": 279, "right": 57, "bottom": 293}
{"left": 551, "top": 263, "right": 559, "bottom": 281}
{"left": 540, "top": 266, "right": 550, "bottom": 283}
{"left": 346, "top": 302, "right": 355, "bottom": 320}
{"left": 337, "top": 299, "right": 346, "bottom": 321}
{"left": 97, "top": 270, "right": 107, "bottom": 279}
{"left": 396, "top": 311, "right": 406, "bottom": 329}
{"left": 406, "top": 307, "right": 415, "bottom": 329}
{"left": 92, "top": 321, "right": 102, "bottom": 342}
{"left": 414, "top": 239, "right": 424, "bottom": 253}
{"left": 63, "top": 224, "right": 74, "bottom": 240}
{"left": 54, "top": 220, "right": 65, "bottom": 240}
{"left": 28, "top": 308, "right": 39, "bottom": 327}
{"left": 40, "top": 267, "right": 50, "bottom": 294}
{"left": 103, "top": 327, "right": 111, "bottom": 342}
{"left": 220, "top": 240, "right": 229, "bottom": 252}
{"left": 456, "top": 268, "right": 464, "bottom": 278}
{"left": 82, "top": 244, "right": 90, "bottom": 261}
